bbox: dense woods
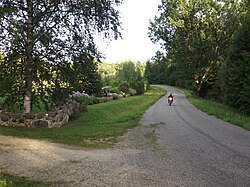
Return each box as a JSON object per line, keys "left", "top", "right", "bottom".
{"left": 223, "top": 11, "right": 250, "bottom": 114}
{"left": 147, "top": 0, "right": 250, "bottom": 115}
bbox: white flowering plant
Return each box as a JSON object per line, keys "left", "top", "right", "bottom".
{"left": 69, "top": 91, "right": 90, "bottom": 105}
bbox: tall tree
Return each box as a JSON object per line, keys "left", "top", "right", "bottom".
{"left": 224, "top": 5, "right": 250, "bottom": 115}
{"left": 71, "top": 53, "right": 103, "bottom": 96}
{"left": 98, "top": 61, "right": 117, "bottom": 86}
{"left": 144, "top": 60, "right": 153, "bottom": 84}
{"left": 116, "top": 61, "right": 138, "bottom": 85}
{"left": 115, "top": 60, "right": 146, "bottom": 94}
{"left": 149, "top": 0, "right": 247, "bottom": 96}
{"left": 0, "top": 0, "right": 122, "bottom": 113}
{"left": 146, "top": 51, "right": 169, "bottom": 84}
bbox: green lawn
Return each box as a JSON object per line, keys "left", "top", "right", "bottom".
{"left": 0, "top": 86, "right": 166, "bottom": 148}
{"left": 0, "top": 86, "right": 166, "bottom": 187}
{"left": 0, "top": 173, "right": 52, "bottom": 187}
{"left": 184, "top": 90, "right": 250, "bottom": 130}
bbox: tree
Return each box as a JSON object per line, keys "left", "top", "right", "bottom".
{"left": 116, "top": 61, "right": 138, "bottom": 85}
{"left": 144, "top": 51, "right": 169, "bottom": 84}
{"left": 224, "top": 5, "right": 250, "bottom": 115}
{"left": 114, "top": 60, "right": 146, "bottom": 95}
{"left": 149, "top": 0, "right": 247, "bottom": 96}
{"left": 70, "top": 53, "right": 103, "bottom": 96}
{"left": 0, "top": 0, "right": 122, "bottom": 113}
{"left": 98, "top": 61, "right": 117, "bottom": 86}
{"left": 144, "top": 60, "right": 153, "bottom": 84}
{"left": 0, "top": 52, "right": 25, "bottom": 110}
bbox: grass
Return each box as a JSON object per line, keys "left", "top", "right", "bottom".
{"left": 0, "top": 86, "right": 166, "bottom": 148}
{"left": 183, "top": 90, "right": 250, "bottom": 130}
{"left": 0, "top": 86, "right": 165, "bottom": 186}
{"left": 0, "top": 173, "right": 52, "bottom": 187}
{"left": 0, "top": 86, "right": 249, "bottom": 186}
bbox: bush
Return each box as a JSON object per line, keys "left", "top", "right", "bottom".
{"left": 129, "top": 88, "right": 137, "bottom": 96}
{"left": 112, "top": 93, "right": 119, "bottom": 100}
{"left": 132, "top": 81, "right": 145, "bottom": 95}
{"left": 73, "top": 95, "right": 90, "bottom": 105}
{"left": 98, "top": 97, "right": 109, "bottom": 103}
{"left": 119, "top": 85, "right": 129, "bottom": 94}
{"left": 110, "top": 88, "right": 121, "bottom": 94}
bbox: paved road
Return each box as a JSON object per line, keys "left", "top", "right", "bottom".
{"left": 0, "top": 85, "right": 249, "bottom": 186}
{"left": 139, "top": 85, "right": 250, "bottom": 186}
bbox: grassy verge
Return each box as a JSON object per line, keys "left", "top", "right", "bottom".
{"left": 183, "top": 90, "right": 250, "bottom": 130}
{"left": 0, "top": 173, "right": 52, "bottom": 187}
{"left": 0, "top": 86, "right": 166, "bottom": 148}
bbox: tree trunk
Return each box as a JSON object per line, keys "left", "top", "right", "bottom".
{"left": 23, "top": 80, "right": 32, "bottom": 113}
{"left": 23, "top": 0, "right": 34, "bottom": 113}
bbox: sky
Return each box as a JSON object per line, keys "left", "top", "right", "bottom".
{"left": 94, "top": 0, "right": 162, "bottom": 63}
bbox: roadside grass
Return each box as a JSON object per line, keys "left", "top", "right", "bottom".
{"left": 183, "top": 90, "right": 250, "bottom": 130}
{"left": 0, "top": 173, "right": 52, "bottom": 187}
{"left": 0, "top": 86, "right": 166, "bottom": 148}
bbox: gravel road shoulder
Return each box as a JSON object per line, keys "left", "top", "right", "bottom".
{"left": 0, "top": 121, "right": 177, "bottom": 187}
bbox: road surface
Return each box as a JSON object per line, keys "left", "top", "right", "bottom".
{"left": 0, "top": 85, "right": 249, "bottom": 186}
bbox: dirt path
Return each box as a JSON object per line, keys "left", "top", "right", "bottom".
{"left": 1, "top": 85, "right": 250, "bottom": 187}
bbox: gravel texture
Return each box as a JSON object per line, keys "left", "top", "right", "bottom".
{"left": 0, "top": 85, "right": 250, "bottom": 187}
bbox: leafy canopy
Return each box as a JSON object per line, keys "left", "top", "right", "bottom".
{"left": 148, "top": 0, "right": 247, "bottom": 96}
{"left": 0, "top": 0, "right": 122, "bottom": 112}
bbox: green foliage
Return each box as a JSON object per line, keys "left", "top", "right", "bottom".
{"left": 73, "top": 95, "right": 90, "bottom": 105}
{"left": 116, "top": 61, "right": 138, "bottom": 83}
{"left": 111, "top": 93, "right": 119, "bottom": 100}
{"left": 148, "top": 0, "right": 248, "bottom": 97}
{"left": 144, "top": 61, "right": 153, "bottom": 84}
{"left": 130, "top": 80, "right": 145, "bottom": 95}
{"left": 184, "top": 90, "right": 250, "bottom": 130}
{"left": 118, "top": 85, "right": 129, "bottom": 94}
{"left": 115, "top": 60, "right": 147, "bottom": 95}
{"left": 98, "top": 60, "right": 147, "bottom": 95}
{"left": 110, "top": 87, "right": 122, "bottom": 94}
{"left": 98, "top": 62, "right": 118, "bottom": 86}
{"left": 70, "top": 54, "right": 103, "bottom": 96}
{"left": 0, "top": 1, "right": 122, "bottom": 113}
{"left": 147, "top": 0, "right": 250, "bottom": 115}
{"left": 224, "top": 9, "right": 250, "bottom": 115}
{"left": 144, "top": 51, "right": 171, "bottom": 85}
{"left": 0, "top": 52, "right": 104, "bottom": 111}
{"left": 0, "top": 86, "right": 166, "bottom": 148}
{"left": 0, "top": 173, "right": 51, "bottom": 187}
{"left": 0, "top": 53, "right": 25, "bottom": 110}
{"left": 128, "top": 88, "right": 137, "bottom": 96}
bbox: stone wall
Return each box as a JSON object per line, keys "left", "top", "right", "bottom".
{"left": 0, "top": 100, "right": 84, "bottom": 128}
